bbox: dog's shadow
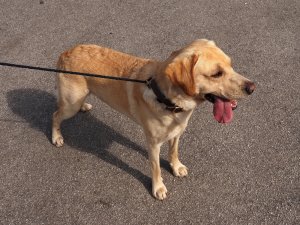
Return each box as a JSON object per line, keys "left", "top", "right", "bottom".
{"left": 6, "top": 89, "right": 171, "bottom": 193}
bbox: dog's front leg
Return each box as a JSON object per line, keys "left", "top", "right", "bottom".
{"left": 148, "top": 142, "right": 167, "bottom": 200}
{"left": 168, "top": 135, "right": 188, "bottom": 177}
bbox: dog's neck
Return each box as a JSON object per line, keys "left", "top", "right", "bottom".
{"left": 146, "top": 77, "right": 184, "bottom": 113}
{"left": 141, "top": 61, "right": 199, "bottom": 113}
{"left": 151, "top": 75, "right": 198, "bottom": 112}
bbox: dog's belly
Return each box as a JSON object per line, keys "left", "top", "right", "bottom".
{"left": 87, "top": 80, "right": 135, "bottom": 120}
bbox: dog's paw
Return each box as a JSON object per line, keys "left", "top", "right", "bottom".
{"left": 171, "top": 163, "right": 188, "bottom": 177}
{"left": 52, "top": 136, "right": 64, "bottom": 147}
{"left": 153, "top": 183, "right": 168, "bottom": 200}
{"left": 80, "top": 103, "right": 93, "bottom": 112}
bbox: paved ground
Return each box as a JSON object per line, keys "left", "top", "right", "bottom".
{"left": 0, "top": 0, "right": 299, "bottom": 224}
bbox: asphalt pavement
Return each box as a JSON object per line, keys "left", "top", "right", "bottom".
{"left": 0, "top": 0, "right": 299, "bottom": 224}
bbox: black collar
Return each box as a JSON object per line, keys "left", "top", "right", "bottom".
{"left": 146, "top": 77, "right": 183, "bottom": 113}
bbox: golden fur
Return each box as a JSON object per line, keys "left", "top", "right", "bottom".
{"left": 52, "top": 39, "right": 254, "bottom": 200}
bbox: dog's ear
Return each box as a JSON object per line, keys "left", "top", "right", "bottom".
{"left": 165, "top": 54, "right": 199, "bottom": 96}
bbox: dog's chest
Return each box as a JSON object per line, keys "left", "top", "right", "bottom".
{"left": 150, "top": 114, "right": 189, "bottom": 142}
{"left": 165, "top": 123, "right": 186, "bottom": 141}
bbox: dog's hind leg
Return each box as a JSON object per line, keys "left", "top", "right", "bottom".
{"left": 80, "top": 102, "right": 93, "bottom": 112}
{"left": 52, "top": 74, "right": 89, "bottom": 147}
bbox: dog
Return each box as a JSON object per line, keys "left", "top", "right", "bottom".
{"left": 52, "top": 39, "right": 255, "bottom": 200}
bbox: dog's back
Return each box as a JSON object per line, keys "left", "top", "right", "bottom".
{"left": 55, "top": 45, "right": 151, "bottom": 116}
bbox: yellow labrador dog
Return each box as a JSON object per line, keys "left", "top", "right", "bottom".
{"left": 52, "top": 39, "right": 255, "bottom": 200}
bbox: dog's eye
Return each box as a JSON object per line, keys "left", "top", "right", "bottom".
{"left": 211, "top": 71, "right": 223, "bottom": 78}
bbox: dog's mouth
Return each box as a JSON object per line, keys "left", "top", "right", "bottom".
{"left": 205, "top": 94, "right": 238, "bottom": 124}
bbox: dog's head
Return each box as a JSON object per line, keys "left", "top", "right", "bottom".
{"left": 163, "top": 39, "right": 255, "bottom": 123}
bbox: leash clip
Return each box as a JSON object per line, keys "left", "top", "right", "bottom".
{"left": 166, "top": 105, "right": 183, "bottom": 113}
{"left": 146, "top": 77, "right": 153, "bottom": 88}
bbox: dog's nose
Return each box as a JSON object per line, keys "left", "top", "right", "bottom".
{"left": 245, "top": 82, "right": 256, "bottom": 95}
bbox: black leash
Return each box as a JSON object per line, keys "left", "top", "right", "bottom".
{"left": 0, "top": 61, "right": 184, "bottom": 113}
{"left": 0, "top": 62, "right": 147, "bottom": 84}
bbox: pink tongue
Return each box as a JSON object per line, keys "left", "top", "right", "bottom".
{"left": 213, "top": 97, "right": 233, "bottom": 123}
